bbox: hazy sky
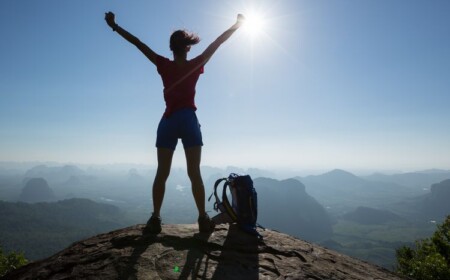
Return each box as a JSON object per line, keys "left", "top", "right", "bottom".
{"left": 1, "top": 0, "right": 449, "bottom": 172}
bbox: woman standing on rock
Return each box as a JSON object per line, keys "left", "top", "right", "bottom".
{"left": 105, "top": 12, "right": 244, "bottom": 233}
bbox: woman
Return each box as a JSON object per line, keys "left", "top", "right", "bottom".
{"left": 105, "top": 12, "right": 244, "bottom": 233}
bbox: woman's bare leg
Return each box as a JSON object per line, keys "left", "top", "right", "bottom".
{"left": 184, "top": 146, "right": 206, "bottom": 216}
{"left": 152, "top": 148, "right": 174, "bottom": 216}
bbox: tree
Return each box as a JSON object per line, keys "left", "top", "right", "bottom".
{"left": 0, "top": 245, "right": 28, "bottom": 277}
{"left": 396, "top": 215, "right": 450, "bottom": 280}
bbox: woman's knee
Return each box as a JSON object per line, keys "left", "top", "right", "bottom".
{"left": 155, "top": 167, "right": 171, "bottom": 182}
{"left": 187, "top": 167, "right": 202, "bottom": 183}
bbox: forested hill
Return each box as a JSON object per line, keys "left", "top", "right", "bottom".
{"left": 0, "top": 198, "right": 129, "bottom": 260}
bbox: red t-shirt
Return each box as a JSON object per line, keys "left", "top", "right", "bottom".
{"left": 156, "top": 55, "right": 205, "bottom": 117}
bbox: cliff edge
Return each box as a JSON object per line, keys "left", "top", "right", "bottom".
{"left": 3, "top": 224, "right": 405, "bottom": 279}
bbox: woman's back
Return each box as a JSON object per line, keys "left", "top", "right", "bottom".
{"left": 156, "top": 55, "right": 205, "bottom": 117}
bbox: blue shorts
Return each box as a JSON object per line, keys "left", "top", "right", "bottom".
{"left": 156, "top": 108, "right": 203, "bottom": 150}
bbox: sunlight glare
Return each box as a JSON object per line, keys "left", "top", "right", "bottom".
{"left": 242, "top": 11, "right": 266, "bottom": 37}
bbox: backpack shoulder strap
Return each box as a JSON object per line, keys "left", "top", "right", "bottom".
{"left": 208, "top": 178, "right": 227, "bottom": 211}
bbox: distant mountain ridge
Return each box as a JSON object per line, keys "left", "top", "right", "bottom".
{"left": 296, "top": 169, "right": 413, "bottom": 215}
{"left": 305, "top": 169, "right": 366, "bottom": 185}
{"left": 364, "top": 169, "right": 450, "bottom": 190}
{"left": 24, "top": 165, "right": 85, "bottom": 185}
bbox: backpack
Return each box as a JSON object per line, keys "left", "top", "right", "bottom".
{"left": 208, "top": 173, "right": 263, "bottom": 239}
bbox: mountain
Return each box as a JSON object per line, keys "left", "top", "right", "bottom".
{"left": 305, "top": 169, "right": 366, "bottom": 186}
{"left": 24, "top": 165, "right": 85, "bottom": 185}
{"left": 386, "top": 179, "right": 450, "bottom": 222}
{"left": 61, "top": 175, "right": 83, "bottom": 187}
{"left": 342, "top": 206, "right": 404, "bottom": 225}
{"left": 364, "top": 170, "right": 450, "bottom": 191}
{"left": 127, "top": 168, "right": 146, "bottom": 184}
{"left": 19, "top": 178, "right": 55, "bottom": 203}
{"left": 420, "top": 179, "right": 450, "bottom": 220}
{"left": 297, "top": 169, "right": 412, "bottom": 215}
{"left": 254, "top": 177, "right": 332, "bottom": 242}
{"left": 0, "top": 198, "right": 128, "bottom": 260}
{"left": 3, "top": 224, "right": 404, "bottom": 280}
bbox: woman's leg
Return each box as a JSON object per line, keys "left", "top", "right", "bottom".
{"left": 152, "top": 147, "right": 174, "bottom": 216}
{"left": 184, "top": 146, "right": 206, "bottom": 216}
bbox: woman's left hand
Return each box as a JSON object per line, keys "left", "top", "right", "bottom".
{"left": 236, "top": 14, "right": 246, "bottom": 27}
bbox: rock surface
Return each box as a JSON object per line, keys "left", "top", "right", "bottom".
{"left": 4, "top": 224, "right": 405, "bottom": 280}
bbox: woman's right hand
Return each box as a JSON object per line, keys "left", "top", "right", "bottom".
{"left": 105, "top": 11, "right": 116, "bottom": 28}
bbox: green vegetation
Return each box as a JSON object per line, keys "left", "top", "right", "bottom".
{"left": 0, "top": 246, "right": 28, "bottom": 277}
{"left": 333, "top": 220, "right": 435, "bottom": 243}
{"left": 396, "top": 215, "right": 450, "bottom": 280}
{"left": 0, "top": 199, "right": 130, "bottom": 260}
{"left": 329, "top": 220, "right": 436, "bottom": 269}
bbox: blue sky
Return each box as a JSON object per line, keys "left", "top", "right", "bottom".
{"left": 1, "top": 0, "right": 449, "bottom": 172}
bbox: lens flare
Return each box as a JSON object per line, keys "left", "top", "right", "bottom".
{"left": 242, "top": 11, "right": 266, "bottom": 37}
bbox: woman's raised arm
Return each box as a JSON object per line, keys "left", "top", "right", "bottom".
{"left": 201, "top": 14, "right": 245, "bottom": 63}
{"left": 105, "top": 12, "right": 158, "bottom": 65}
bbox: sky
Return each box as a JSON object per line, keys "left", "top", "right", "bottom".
{"left": 1, "top": 0, "right": 449, "bottom": 172}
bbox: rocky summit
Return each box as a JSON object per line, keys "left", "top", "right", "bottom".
{"left": 4, "top": 224, "right": 405, "bottom": 280}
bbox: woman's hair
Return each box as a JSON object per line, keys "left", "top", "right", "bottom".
{"left": 170, "top": 30, "right": 200, "bottom": 55}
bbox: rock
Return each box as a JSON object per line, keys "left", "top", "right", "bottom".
{"left": 4, "top": 224, "right": 405, "bottom": 280}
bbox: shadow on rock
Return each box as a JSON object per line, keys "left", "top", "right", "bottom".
{"left": 209, "top": 224, "right": 259, "bottom": 280}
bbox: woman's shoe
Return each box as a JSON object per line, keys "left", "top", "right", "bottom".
{"left": 198, "top": 214, "right": 215, "bottom": 233}
{"left": 144, "top": 214, "right": 162, "bottom": 234}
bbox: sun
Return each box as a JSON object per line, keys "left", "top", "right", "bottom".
{"left": 242, "top": 11, "right": 266, "bottom": 37}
